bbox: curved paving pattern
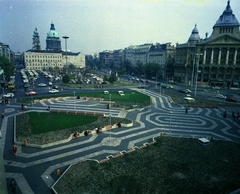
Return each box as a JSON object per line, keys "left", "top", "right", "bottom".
{"left": 0, "top": 90, "right": 240, "bottom": 193}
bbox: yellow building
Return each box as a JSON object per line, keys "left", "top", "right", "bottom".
{"left": 24, "top": 51, "right": 63, "bottom": 70}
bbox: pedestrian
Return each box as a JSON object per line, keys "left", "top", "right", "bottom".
{"left": 185, "top": 108, "right": 188, "bottom": 114}
{"left": 12, "top": 145, "right": 17, "bottom": 155}
{"left": 223, "top": 110, "right": 227, "bottom": 118}
{"left": 1, "top": 112, "right": 4, "bottom": 119}
{"left": 21, "top": 104, "right": 24, "bottom": 110}
{"left": 48, "top": 105, "right": 50, "bottom": 110}
{"left": 24, "top": 105, "right": 27, "bottom": 110}
{"left": 10, "top": 179, "right": 17, "bottom": 193}
{"left": 232, "top": 111, "right": 235, "bottom": 120}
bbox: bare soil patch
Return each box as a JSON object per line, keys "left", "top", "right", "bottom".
{"left": 53, "top": 137, "right": 240, "bottom": 194}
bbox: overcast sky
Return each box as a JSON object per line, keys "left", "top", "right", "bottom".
{"left": 0, "top": 0, "right": 239, "bottom": 54}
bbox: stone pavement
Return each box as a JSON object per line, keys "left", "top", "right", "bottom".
{"left": 1, "top": 90, "right": 240, "bottom": 193}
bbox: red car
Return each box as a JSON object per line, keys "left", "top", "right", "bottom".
{"left": 225, "top": 97, "right": 237, "bottom": 103}
{"left": 26, "top": 91, "right": 37, "bottom": 96}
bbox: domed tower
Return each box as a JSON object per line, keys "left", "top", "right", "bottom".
{"left": 46, "top": 22, "right": 61, "bottom": 51}
{"left": 210, "top": 0, "right": 240, "bottom": 39}
{"left": 32, "top": 27, "right": 41, "bottom": 51}
{"left": 188, "top": 24, "right": 200, "bottom": 45}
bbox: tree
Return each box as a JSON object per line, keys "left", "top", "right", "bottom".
{"left": 123, "top": 60, "right": 132, "bottom": 75}
{"left": 108, "top": 72, "right": 118, "bottom": 83}
{"left": 0, "top": 56, "right": 14, "bottom": 78}
{"left": 68, "top": 64, "right": 76, "bottom": 73}
{"left": 62, "top": 74, "right": 70, "bottom": 83}
{"left": 96, "top": 60, "right": 105, "bottom": 70}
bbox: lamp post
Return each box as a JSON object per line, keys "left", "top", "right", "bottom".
{"left": 62, "top": 36, "right": 69, "bottom": 74}
{"left": 73, "top": 91, "right": 75, "bottom": 110}
{"left": 109, "top": 94, "right": 112, "bottom": 143}
{"left": 191, "top": 55, "right": 196, "bottom": 88}
{"left": 170, "top": 111, "right": 173, "bottom": 136}
{"left": 194, "top": 54, "right": 203, "bottom": 97}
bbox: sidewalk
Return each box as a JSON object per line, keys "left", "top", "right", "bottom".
{"left": 0, "top": 142, "right": 7, "bottom": 194}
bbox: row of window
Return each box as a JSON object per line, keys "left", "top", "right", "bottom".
{"left": 219, "top": 27, "right": 234, "bottom": 34}
{"left": 26, "top": 63, "right": 62, "bottom": 66}
{"left": 25, "top": 55, "right": 62, "bottom": 58}
{"left": 25, "top": 59, "right": 62, "bottom": 62}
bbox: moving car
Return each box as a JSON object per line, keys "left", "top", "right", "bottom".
{"left": 212, "top": 86, "right": 220, "bottom": 90}
{"left": 38, "top": 83, "right": 47, "bottom": 87}
{"left": 225, "top": 97, "right": 237, "bottom": 102}
{"left": 49, "top": 89, "right": 59, "bottom": 94}
{"left": 216, "top": 94, "right": 226, "bottom": 99}
{"left": 52, "top": 85, "right": 58, "bottom": 89}
{"left": 3, "top": 93, "right": 14, "bottom": 98}
{"left": 26, "top": 91, "right": 37, "bottom": 96}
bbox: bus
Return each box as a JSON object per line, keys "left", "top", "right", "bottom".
{"left": 8, "top": 79, "right": 15, "bottom": 90}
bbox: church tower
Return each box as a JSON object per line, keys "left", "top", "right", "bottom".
{"left": 46, "top": 22, "right": 61, "bottom": 51}
{"left": 32, "top": 27, "right": 41, "bottom": 51}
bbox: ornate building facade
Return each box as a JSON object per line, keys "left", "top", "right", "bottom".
{"left": 174, "top": 0, "right": 240, "bottom": 87}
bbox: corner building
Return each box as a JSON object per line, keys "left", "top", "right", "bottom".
{"left": 174, "top": 1, "right": 240, "bottom": 87}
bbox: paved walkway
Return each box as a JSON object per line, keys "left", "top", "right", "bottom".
{"left": 1, "top": 91, "right": 240, "bottom": 193}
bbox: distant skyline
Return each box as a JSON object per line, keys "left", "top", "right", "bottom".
{"left": 0, "top": 0, "right": 239, "bottom": 54}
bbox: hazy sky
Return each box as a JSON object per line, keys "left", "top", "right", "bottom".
{"left": 0, "top": 0, "right": 239, "bottom": 54}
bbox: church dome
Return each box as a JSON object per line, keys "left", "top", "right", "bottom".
{"left": 188, "top": 24, "right": 200, "bottom": 41}
{"left": 47, "top": 23, "right": 59, "bottom": 38}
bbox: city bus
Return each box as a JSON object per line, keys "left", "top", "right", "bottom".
{"left": 8, "top": 79, "right": 15, "bottom": 90}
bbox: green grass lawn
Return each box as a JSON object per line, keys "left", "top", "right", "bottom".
{"left": 17, "top": 90, "right": 150, "bottom": 104}
{"left": 28, "top": 112, "right": 98, "bottom": 134}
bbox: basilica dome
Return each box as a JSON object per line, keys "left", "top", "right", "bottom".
{"left": 47, "top": 23, "right": 59, "bottom": 38}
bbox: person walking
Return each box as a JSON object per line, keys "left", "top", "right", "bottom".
{"left": 10, "top": 179, "right": 17, "bottom": 193}
{"left": 21, "top": 104, "right": 24, "bottom": 110}
{"left": 223, "top": 110, "right": 227, "bottom": 118}
{"left": 1, "top": 112, "right": 4, "bottom": 119}
{"left": 185, "top": 108, "right": 188, "bottom": 114}
{"left": 12, "top": 145, "right": 17, "bottom": 155}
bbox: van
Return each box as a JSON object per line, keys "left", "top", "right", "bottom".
{"left": 198, "top": 138, "right": 210, "bottom": 145}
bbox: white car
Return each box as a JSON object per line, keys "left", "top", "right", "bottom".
{"left": 48, "top": 82, "right": 52, "bottom": 86}
{"left": 3, "top": 93, "right": 14, "bottom": 98}
{"left": 216, "top": 94, "right": 226, "bottom": 99}
{"left": 185, "top": 89, "right": 192, "bottom": 93}
{"left": 38, "top": 83, "right": 47, "bottom": 87}
{"left": 49, "top": 89, "right": 59, "bottom": 94}
{"left": 212, "top": 86, "right": 220, "bottom": 90}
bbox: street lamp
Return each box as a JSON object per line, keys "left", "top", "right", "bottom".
{"left": 194, "top": 54, "right": 203, "bottom": 97}
{"left": 73, "top": 91, "right": 75, "bottom": 110}
{"left": 62, "top": 36, "right": 69, "bottom": 74}
{"left": 170, "top": 111, "right": 173, "bottom": 136}
{"left": 109, "top": 94, "right": 112, "bottom": 143}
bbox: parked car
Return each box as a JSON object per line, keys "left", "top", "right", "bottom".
{"left": 26, "top": 91, "right": 37, "bottom": 96}
{"left": 216, "top": 94, "right": 226, "bottom": 99}
{"left": 3, "top": 93, "right": 14, "bottom": 98}
{"left": 185, "top": 89, "right": 192, "bottom": 93}
{"left": 49, "top": 89, "right": 59, "bottom": 94}
{"left": 179, "top": 89, "right": 188, "bottom": 93}
{"left": 225, "top": 97, "right": 237, "bottom": 102}
{"left": 38, "top": 83, "right": 46, "bottom": 87}
{"left": 212, "top": 86, "right": 220, "bottom": 90}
